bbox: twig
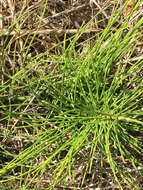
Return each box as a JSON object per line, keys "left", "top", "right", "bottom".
{"left": 0, "top": 28, "right": 100, "bottom": 37}
{"left": 130, "top": 55, "right": 143, "bottom": 61}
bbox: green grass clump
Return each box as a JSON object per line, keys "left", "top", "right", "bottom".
{"left": 0, "top": 1, "right": 143, "bottom": 189}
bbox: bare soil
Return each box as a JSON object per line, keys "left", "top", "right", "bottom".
{"left": 0, "top": 0, "right": 143, "bottom": 189}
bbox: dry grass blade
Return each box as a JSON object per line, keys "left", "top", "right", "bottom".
{"left": 0, "top": 0, "right": 143, "bottom": 189}
{"left": 46, "top": 3, "right": 88, "bottom": 19}
{"left": 7, "top": 0, "right": 24, "bottom": 51}
{"left": 0, "top": 28, "right": 100, "bottom": 37}
{"left": 89, "top": 0, "right": 109, "bottom": 19}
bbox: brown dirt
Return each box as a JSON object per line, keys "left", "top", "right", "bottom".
{"left": 0, "top": 0, "right": 143, "bottom": 189}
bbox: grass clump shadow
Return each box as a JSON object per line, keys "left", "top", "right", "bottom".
{"left": 0, "top": 1, "right": 143, "bottom": 189}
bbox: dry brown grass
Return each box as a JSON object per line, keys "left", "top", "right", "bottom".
{"left": 0, "top": 0, "right": 143, "bottom": 189}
